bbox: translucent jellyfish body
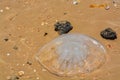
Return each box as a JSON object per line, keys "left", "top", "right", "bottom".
{"left": 36, "top": 33, "right": 107, "bottom": 76}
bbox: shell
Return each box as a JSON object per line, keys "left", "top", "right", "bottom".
{"left": 35, "top": 33, "right": 107, "bottom": 76}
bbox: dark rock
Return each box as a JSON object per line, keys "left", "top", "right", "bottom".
{"left": 54, "top": 21, "right": 73, "bottom": 35}
{"left": 26, "top": 61, "right": 32, "bottom": 65}
{"left": 4, "top": 38, "right": 9, "bottom": 42}
{"left": 100, "top": 28, "right": 117, "bottom": 40}
{"left": 44, "top": 32, "right": 48, "bottom": 36}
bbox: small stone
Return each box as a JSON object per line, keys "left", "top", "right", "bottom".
{"left": 41, "top": 22, "right": 45, "bottom": 26}
{"left": 6, "top": 53, "right": 10, "bottom": 56}
{"left": 22, "top": 64, "right": 25, "bottom": 66}
{"left": 106, "top": 44, "right": 112, "bottom": 49}
{"left": 0, "top": 9, "right": 3, "bottom": 13}
{"left": 105, "top": 5, "right": 110, "bottom": 10}
{"left": 54, "top": 20, "right": 73, "bottom": 35}
{"left": 33, "top": 69, "right": 36, "bottom": 72}
{"left": 44, "top": 32, "right": 48, "bottom": 36}
{"left": 7, "top": 75, "right": 19, "bottom": 80}
{"left": 55, "top": 20, "right": 58, "bottom": 22}
{"left": 5, "top": 7, "right": 10, "bottom": 10}
{"left": 4, "top": 38, "right": 9, "bottom": 42}
{"left": 114, "top": 3, "right": 117, "bottom": 7}
{"left": 18, "top": 71, "right": 24, "bottom": 77}
{"left": 73, "top": 0, "right": 79, "bottom": 5}
{"left": 100, "top": 28, "right": 117, "bottom": 40}
{"left": 73, "top": 2, "right": 78, "bottom": 5}
{"left": 26, "top": 61, "right": 32, "bottom": 65}
{"left": 36, "top": 77, "right": 39, "bottom": 80}
{"left": 13, "top": 46, "right": 18, "bottom": 50}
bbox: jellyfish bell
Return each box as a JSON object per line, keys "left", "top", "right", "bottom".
{"left": 35, "top": 33, "right": 107, "bottom": 77}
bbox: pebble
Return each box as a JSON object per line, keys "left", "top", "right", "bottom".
{"left": 73, "top": 0, "right": 80, "bottom": 5}
{"left": 113, "top": 3, "right": 117, "bottom": 7}
{"left": 13, "top": 46, "right": 18, "bottom": 50}
{"left": 36, "top": 77, "right": 40, "bottom": 80}
{"left": 6, "top": 53, "right": 10, "bottom": 56}
{"left": 73, "top": 1, "right": 78, "bottom": 5}
{"left": 4, "top": 38, "right": 9, "bottom": 42}
{"left": 22, "top": 64, "right": 25, "bottom": 66}
{"left": 33, "top": 69, "right": 36, "bottom": 72}
{"left": 44, "top": 32, "right": 48, "bottom": 36}
{"left": 26, "top": 61, "right": 32, "bottom": 65}
{"left": 106, "top": 44, "right": 112, "bottom": 49}
{"left": 41, "top": 22, "right": 48, "bottom": 26}
{"left": 0, "top": 9, "right": 3, "bottom": 13}
{"left": 41, "top": 22, "right": 45, "bottom": 26}
{"left": 105, "top": 5, "right": 110, "bottom": 10}
{"left": 18, "top": 71, "right": 24, "bottom": 77}
{"left": 54, "top": 20, "right": 73, "bottom": 35}
{"left": 100, "top": 28, "right": 117, "bottom": 40}
{"left": 5, "top": 7, "right": 10, "bottom": 10}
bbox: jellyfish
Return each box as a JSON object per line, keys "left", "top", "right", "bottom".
{"left": 35, "top": 33, "right": 107, "bottom": 76}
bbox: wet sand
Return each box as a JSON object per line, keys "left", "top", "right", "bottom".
{"left": 0, "top": 0, "right": 120, "bottom": 80}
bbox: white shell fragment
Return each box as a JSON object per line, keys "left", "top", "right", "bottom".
{"left": 35, "top": 33, "right": 107, "bottom": 76}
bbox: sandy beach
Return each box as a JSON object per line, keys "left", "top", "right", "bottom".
{"left": 0, "top": 0, "right": 120, "bottom": 80}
